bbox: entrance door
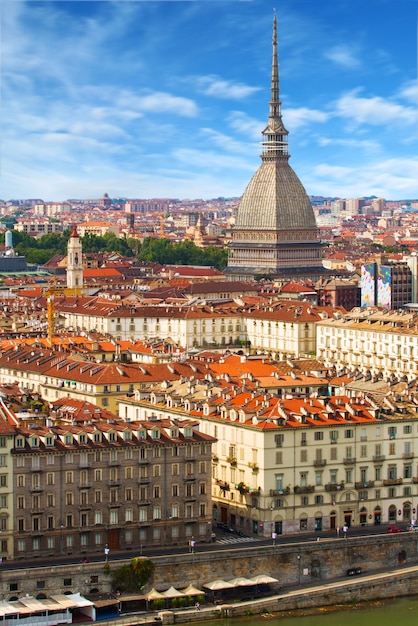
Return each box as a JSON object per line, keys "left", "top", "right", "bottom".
{"left": 275, "top": 521, "right": 283, "bottom": 535}
{"left": 108, "top": 530, "right": 120, "bottom": 550}
{"left": 221, "top": 507, "right": 228, "bottom": 523}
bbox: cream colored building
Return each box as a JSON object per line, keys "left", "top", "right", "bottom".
{"left": 317, "top": 308, "right": 418, "bottom": 380}
{"left": 56, "top": 296, "right": 337, "bottom": 357}
{"left": 117, "top": 379, "right": 418, "bottom": 537}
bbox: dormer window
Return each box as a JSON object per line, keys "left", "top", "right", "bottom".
{"left": 79, "top": 434, "right": 86, "bottom": 444}
{"left": 138, "top": 430, "right": 146, "bottom": 440}
{"left": 16, "top": 437, "right": 24, "bottom": 448}
{"left": 185, "top": 427, "right": 192, "bottom": 438}
{"left": 152, "top": 429, "right": 160, "bottom": 440}
{"left": 94, "top": 432, "right": 101, "bottom": 443}
{"left": 124, "top": 431, "right": 132, "bottom": 441}
{"left": 65, "top": 435, "right": 72, "bottom": 445}
{"left": 109, "top": 431, "right": 116, "bottom": 442}
{"left": 31, "top": 437, "right": 39, "bottom": 448}
{"left": 46, "top": 436, "right": 54, "bottom": 447}
{"left": 171, "top": 429, "right": 178, "bottom": 439}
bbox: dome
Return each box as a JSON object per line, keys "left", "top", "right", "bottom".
{"left": 235, "top": 160, "right": 317, "bottom": 233}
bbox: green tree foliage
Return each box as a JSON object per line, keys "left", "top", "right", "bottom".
{"left": 138, "top": 237, "right": 228, "bottom": 270}
{"left": 110, "top": 557, "right": 154, "bottom": 593}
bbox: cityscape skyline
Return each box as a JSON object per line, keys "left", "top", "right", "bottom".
{"left": 2, "top": 0, "right": 417, "bottom": 202}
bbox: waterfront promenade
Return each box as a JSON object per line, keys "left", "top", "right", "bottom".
{"left": 86, "top": 563, "right": 418, "bottom": 625}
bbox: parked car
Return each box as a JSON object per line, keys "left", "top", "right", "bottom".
{"left": 346, "top": 567, "right": 362, "bottom": 576}
{"left": 386, "top": 525, "right": 404, "bottom": 533}
{"left": 408, "top": 524, "right": 418, "bottom": 532}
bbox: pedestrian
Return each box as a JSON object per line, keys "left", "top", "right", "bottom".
{"left": 211, "top": 532, "right": 216, "bottom": 543}
{"left": 343, "top": 524, "right": 348, "bottom": 538}
{"left": 195, "top": 602, "right": 200, "bottom": 611}
{"left": 336, "top": 526, "right": 340, "bottom": 537}
{"left": 190, "top": 538, "right": 196, "bottom": 553}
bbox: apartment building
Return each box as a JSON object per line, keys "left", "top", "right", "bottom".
{"left": 10, "top": 414, "right": 214, "bottom": 560}
{"left": 317, "top": 308, "right": 418, "bottom": 380}
{"left": 117, "top": 378, "right": 418, "bottom": 537}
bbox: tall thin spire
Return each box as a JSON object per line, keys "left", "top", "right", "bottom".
{"left": 261, "top": 12, "right": 289, "bottom": 161}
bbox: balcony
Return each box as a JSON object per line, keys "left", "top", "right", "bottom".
{"left": 343, "top": 457, "right": 356, "bottom": 465}
{"left": 249, "top": 462, "right": 259, "bottom": 472}
{"left": 137, "top": 477, "right": 150, "bottom": 484}
{"left": 226, "top": 456, "right": 237, "bottom": 467}
{"left": 373, "top": 455, "right": 386, "bottom": 462}
{"left": 215, "top": 479, "right": 230, "bottom": 492}
{"left": 294, "top": 485, "right": 315, "bottom": 494}
{"left": 270, "top": 487, "right": 290, "bottom": 496}
{"left": 78, "top": 483, "right": 92, "bottom": 489}
{"left": 383, "top": 478, "right": 403, "bottom": 486}
{"left": 355, "top": 481, "right": 375, "bottom": 489}
{"left": 184, "top": 474, "right": 196, "bottom": 481}
{"left": 313, "top": 459, "right": 327, "bottom": 467}
{"left": 403, "top": 453, "right": 414, "bottom": 459}
{"left": 325, "top": 483, "right": 345, "bottom": 492}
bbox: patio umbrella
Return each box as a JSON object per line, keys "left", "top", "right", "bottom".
{"left": 203, "top": 579, "right": 235, "bottom": 591}
{"left": 181, "top": 584, "right": 204, "bottom": 596}
{"left": 227, "top": 577, "right": 256, "bottom": 587}
{"left": 162, "top": 587, "right": 185, "bottom": 598}
{"left": 145, "top": 588, "right": 166, "bottom": 600}
{"left": 249, "top": 575, "right": 278, "bottom": 584}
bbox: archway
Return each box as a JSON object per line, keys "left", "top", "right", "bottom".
{"left": 403, "top": 502, "right": 411, "bottom": 522}
{"left": 388, "top": 504, "right": 397, "bottom": 522}
{"left": 374, "top": 506, "right": 382, "bottom": 525}
{"left": 359, "top": 506, "right": 367, "bottom": 526}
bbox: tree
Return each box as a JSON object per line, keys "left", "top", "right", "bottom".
{"left": 110, "top": 557, "right": 154, "bottom": 593}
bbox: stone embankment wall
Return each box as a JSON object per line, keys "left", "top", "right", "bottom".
{"left": 1, "top": 534, "right": 417, "bottom": 600}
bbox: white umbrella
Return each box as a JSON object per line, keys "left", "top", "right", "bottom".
{"left": 249, "top": 574, "right": 278, "bottom": 584}
{"left": 227, "top": 577, "right": 256, "bottom": 587}
{"left": 181, "top": 584, "right": 204, "bottom": 596}
{"left": 162, "top": 587, "right": 185, "bottom": 598}
{"left": 145, "top": 588, "right": 166, "bottom": 600}
{"left": 203, "top": 579, "right": 235, "bottom": 590}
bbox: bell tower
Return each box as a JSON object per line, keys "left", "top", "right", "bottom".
{"left": 66, "top": 225, "right": 83, "bottom": 292}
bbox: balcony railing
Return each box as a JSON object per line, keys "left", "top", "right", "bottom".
{"left": 403, "top": 453, "right": 415, "bottom": 459}
{"left": 343, "top": 457, "right": 356, "bottom": 464}
{"left": 373, "top": 455, "right": 386, "bottom": 462}
{"left": 270, "top": 487, "right": 290, "bottom": 496}
{"left": 313, "top": 459, "right": 327, "bottom": 467}
{"left": 294, "top": 485, "right": 315, "bottom": 494}
{"left": 355, "top": 481, "right": 375, "bottom": 489}
{"left": 325, "top": 483, "right": 345, "bottom": 492}
{"left": 383, "top": 478, "right": 403, "bottom": 486}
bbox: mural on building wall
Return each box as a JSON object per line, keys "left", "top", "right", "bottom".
{"left": 361, "top": 263, "right": 376, "bottom": 307}
{"left": 377, "top": 265, "right": 392, "bottom": 309}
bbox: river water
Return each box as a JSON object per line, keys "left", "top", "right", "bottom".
{"left": 198, "top": 595, "right": 418, "bottom": 626}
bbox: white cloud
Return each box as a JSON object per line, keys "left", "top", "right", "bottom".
{"left": 334, "top": 89, "right": 416, "bottom": 126}
{"left": 324, "top": 45, "right": 361, "bottom": 69}
{"left": 226, "top": 112, "right": 263, "bottom": 141}
{"left": 121, "top": 91, "right": 198, "bottom": 117}
{"left": 285, "top": 107, "right": 329, "bottom": 130}
{"left": 196, "top": 76, "right": 261, "bottom": 100}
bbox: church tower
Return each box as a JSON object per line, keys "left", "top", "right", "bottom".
{"left": 66, "top": 225, "right": 83, "bottom": 292}
{"left": 225, "top": 14, "right": 324, "bottom": 282}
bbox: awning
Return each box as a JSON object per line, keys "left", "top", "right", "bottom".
{"left": 203, "top": 579, "right": 235, "bottom": 591}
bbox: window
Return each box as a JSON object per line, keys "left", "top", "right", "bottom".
{"left": 300, "top": 450, "right": 307, "bottom": 462}
{"left": 314, "top": 432, "right": 323, "bottom": 441}
{"left": 275, "top": 434, "right": 284, "bottom": 447}
{"left": 345, "top": 429, "right": 354, "bottom": 439}
{"left": 153, "top": 506, "right": 161, "bottom": 520}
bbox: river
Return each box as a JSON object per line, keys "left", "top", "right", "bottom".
{"left": 196, "top": 595, "right": 418, "bottom": 626}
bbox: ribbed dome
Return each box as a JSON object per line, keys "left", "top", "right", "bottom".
{"left": 235, "top": 160, "right": 317, "bottom": 233}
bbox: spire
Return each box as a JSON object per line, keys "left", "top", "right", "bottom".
{"left": 261, "top": 12, "right": 289, "bottom": 161}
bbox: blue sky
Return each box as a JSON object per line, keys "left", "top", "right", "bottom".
{"left": 1, "top": 0, "right": 417, "bottom": 202}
